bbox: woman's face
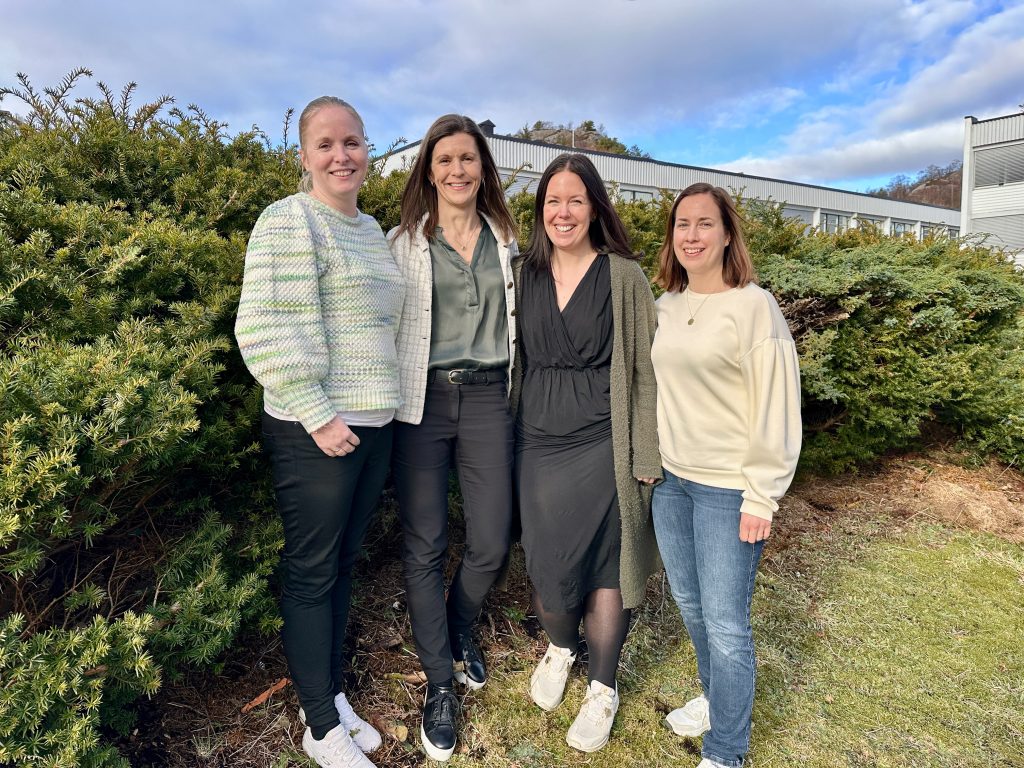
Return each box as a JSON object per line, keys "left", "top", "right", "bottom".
{"left": 299, "top": 106, "right": 368, "bottom": 215}
{"left": 672, "top": 192, "right": 730, "bottom": 282}
{"left": 429, "top": 132, "right": 483, "bottom": 213}
{"left": 542, "top": 170, "right": 594, "bottom": 255}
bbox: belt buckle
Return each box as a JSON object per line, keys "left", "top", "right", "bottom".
{"left": 447, "top": 369, "right": 464, "bottom": 384}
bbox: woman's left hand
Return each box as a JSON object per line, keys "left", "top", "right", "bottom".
{"left": 739, "top": 513, "right": 771, "bottom": 543}
{"left": 637, "top": 477, "right": 659, "bottom": 485}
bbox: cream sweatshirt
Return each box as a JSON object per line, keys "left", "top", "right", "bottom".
{"left": 651, "top": 283, "right": 802, "bottom": 521}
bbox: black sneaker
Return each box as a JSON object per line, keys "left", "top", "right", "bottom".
{"left": 421, "top": 683, "right": 459, "bottom": 762}
{"left": 452, "top": 633, "right": 486, "bottom": 690}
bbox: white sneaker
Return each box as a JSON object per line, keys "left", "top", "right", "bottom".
{"left": 697, "top": 759, "right": 730, "bottom": 768}
{"left": 302, "top": 724, "right": 377, "bottom": 767}
{"left": 299, "top": 693, "right": 383, "bottom": 753}
{"left": 530, "top": 643, "right": 577, "bottom": 711}
{"left": 665, "top": 694, "right": 710, "bottom": 737}
{"left": 335, "top": 692, "right": 383, "bottom": 753}
{"left": 565, "top": 680, "right": 619, "bottom": 753}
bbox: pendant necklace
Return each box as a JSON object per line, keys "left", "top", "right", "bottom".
{"left": 446, "top": 222, "right": 480, "bottom": 254}
{"left": 684, "top": 287, "right": 713, "bottom": 325}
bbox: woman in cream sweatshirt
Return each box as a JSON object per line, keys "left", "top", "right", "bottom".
{"left": 649, "top": 183, "right": 801, "bottom": 768}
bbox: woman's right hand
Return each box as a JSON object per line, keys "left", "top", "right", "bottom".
{"left": 311, "top": 415, "right": 361, "bottom": 457}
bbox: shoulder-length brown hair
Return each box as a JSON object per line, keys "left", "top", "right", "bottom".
{"left": 655, "top": 183, "right": 756, "bottom": 292}
{"left": 522, "top": 153, "right": 638, "bottom": 271}
{"left": 393, "top": 114, "right": 515, "bottom": 243}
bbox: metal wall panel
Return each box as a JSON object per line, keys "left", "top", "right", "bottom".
{"left": 971, "top": 183, "right": 1024, "bottom": 217}
{"left": 972, "top": 214, "right": 1024, "bottom": 251}
{"left": 971, "top": 113, "right": 1024, "bottom": 148}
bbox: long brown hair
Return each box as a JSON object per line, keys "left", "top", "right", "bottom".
{"left": 522, "top": 153, "right": 638, "bottom": 271}
{"left": 655, "top": 183, "right": 756, "bottom": 292}
{"left": 393, "top": 114, "right": 515, "bottom": 243}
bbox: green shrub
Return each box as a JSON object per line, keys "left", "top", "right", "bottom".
{"left": 0, "top": 71, "right": 290, "bottom": 766}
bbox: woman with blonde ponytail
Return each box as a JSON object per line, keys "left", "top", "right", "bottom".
{"left": 236, "top": 96, "right": 404, "bottom": 768}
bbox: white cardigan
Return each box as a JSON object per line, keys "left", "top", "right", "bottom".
{"left": 389, "top": 214, "right": 518, "bottom": 424}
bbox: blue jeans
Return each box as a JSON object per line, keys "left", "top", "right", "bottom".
{"left": 652, "top": 470, "right": 763, "bottom": 768}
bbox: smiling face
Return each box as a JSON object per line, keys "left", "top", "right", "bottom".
{"left": 429, "top": 132, "right": 482, "bottom": 214}
{"left": 299, "top": 105, "right": 368, "bottom": 215}
{"left": 542, "top": 170, "right": 595, "bottom": 256}
{"left": 672, "top": 192, "right": 731, "bottom": 286}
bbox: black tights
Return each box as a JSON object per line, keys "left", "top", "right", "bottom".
{"left": 532, "top": 588, "right": 631, "bottom": 689}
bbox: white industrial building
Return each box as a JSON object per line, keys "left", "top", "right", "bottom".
{"left": 382, "top": 121, "right": 962, "bottom": 239}
{"left": 961, "top": 112, "right": 1024, "bottom": 262}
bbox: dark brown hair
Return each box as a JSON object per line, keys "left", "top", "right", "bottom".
{"left": 394, "top": 114, "right": 515, "bottom": 243}
{"left": 655, "top": 183, "right": 756, "bottom": 292}
{"left": 522, "top": 153, "right": 638, "bottom": 271}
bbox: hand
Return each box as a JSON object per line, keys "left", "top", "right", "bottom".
{"left": 637, "top": 476, "right": 659, "bottom": 485}
{"left": 739, "top": 512, "right": 771, "bottom": 544}
{"left": 310, "top": 416, "right": 361, "bottom": 458}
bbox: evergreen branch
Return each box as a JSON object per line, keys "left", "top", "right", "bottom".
{"left": 118, "top": 81, "right": 137, "bottom": 119}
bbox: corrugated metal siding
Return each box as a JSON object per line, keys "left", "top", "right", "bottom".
{"left": 974, "top": 143, "right": 1024, "bottom": 187}
{"left": 971, "top": 114, "right": 1024, "bottom": 148}
{"left": 971, "top": 214, "right": 1024, "bottom": 251}
{"left": 971, "top": 183, "right": 1024, "bottom": 217}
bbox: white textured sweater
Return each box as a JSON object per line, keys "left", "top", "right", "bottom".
{"left": 651, "top": 283, "right": 802, "bottom": 521}
{"left": 235, "top": 193, "right": 405, "bottom": 432}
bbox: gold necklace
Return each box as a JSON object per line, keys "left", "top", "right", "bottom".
{"left": 445, "top": 222, "right": 481, "bottom": 253}
{"left": 684, "top": 287, "right": 713, "bottom": 325}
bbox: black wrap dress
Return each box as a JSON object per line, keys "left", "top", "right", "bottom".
{"left": 515, "top": 254, "right": 620, "bottom": 613}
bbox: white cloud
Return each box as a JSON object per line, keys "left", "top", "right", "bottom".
{"left": 1, "top": 0, "right": 1019, "bottom": 186}
{"left": 718, "top": 119, "right": 965, "bottom": 183}
{"left": 716, "top": 2, "right": 1024, "bottom": 184}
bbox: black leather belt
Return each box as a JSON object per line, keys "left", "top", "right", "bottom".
{"left": 430, "top": 368, "right": 506, "bottom": 385}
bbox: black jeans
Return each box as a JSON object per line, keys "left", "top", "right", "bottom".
{"left": 393, "top": 378, "right": 514, "bottom": 683}
{"left": 262, "top": 413, "right": 393, "bottom": 736}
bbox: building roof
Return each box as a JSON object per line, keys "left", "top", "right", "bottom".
{"left": 381, "top": 124, "right": 961, "bottom": 226}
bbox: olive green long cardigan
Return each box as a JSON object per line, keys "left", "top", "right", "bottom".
{"left": 510, "top": 253, "right": 662, "bottom": 609}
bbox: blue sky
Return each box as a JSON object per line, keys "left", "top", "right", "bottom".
{"left": 2, "top": 0, "right": 1022, "bottom": 192}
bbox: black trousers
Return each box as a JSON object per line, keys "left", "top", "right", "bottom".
{"left": 392, "top": 379, "right": 514, "bottom": 683}
{"left": 262, "top": 412, "right": 393, "bottom": 736}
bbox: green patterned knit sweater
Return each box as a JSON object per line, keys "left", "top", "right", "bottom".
{"left": 235, "top": 193, "right": 405, "bottom": 432}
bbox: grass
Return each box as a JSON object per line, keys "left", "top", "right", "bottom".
{"left": 154, "top": 457, "right": 1024, "bottom": 767}
{"left": 456, "top": 516, "right": 1023, "bottom": 767}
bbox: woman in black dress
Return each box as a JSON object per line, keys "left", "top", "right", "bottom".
{"left": 512, "top": 153, "right": 661, "bottom": 753}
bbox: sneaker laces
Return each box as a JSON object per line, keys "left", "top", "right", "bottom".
{"left": 320, "top": 725, "right": 365, "bottom": 767}
{"left": 424, "top": 688, "right": 458, "bottom": 729}
{"left": 539, "top": 647, "right": 575, "bottom": 679}
{"left": 579, "top": 686, "right": 616, "bottom": 724}
{"left": 456, "top": 635, "right": 482, "bottom": 668}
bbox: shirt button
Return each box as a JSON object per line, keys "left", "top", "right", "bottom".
{"left": 510, "top": 309, "right": 517, "bottom": 316}
{"left": 507, "top": 282, "right": 513, "bottom": 289}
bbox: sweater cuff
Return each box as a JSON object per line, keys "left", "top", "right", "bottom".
{"left": 633, "top": 463, "right": 664, "bottom": 481}
{"left": 740, "top": 497, "right": 775, "bottom": 522}
{"left": 279, "top": 383, "right": 336, "bottom": 433}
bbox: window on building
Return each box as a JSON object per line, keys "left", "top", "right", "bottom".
{"left": 616, "top": 189, "right": 655, "bottom": 202}
{"left": 783, "top": 206, "right": 814, "bottom": 225}
{"left": 821, "top": 212, "right": 849, "bottom": 233}
{"left": 948, "top": 227, "right": 960, "bottom": 238}
{"left": 891, "top": 221, "right": 912, "bottom": 236}
{"left": 856, "top": 217, "right": 883, "bottom": 231}
{"left": 974, "top": 143, "right": 1024, "bottom": 188}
